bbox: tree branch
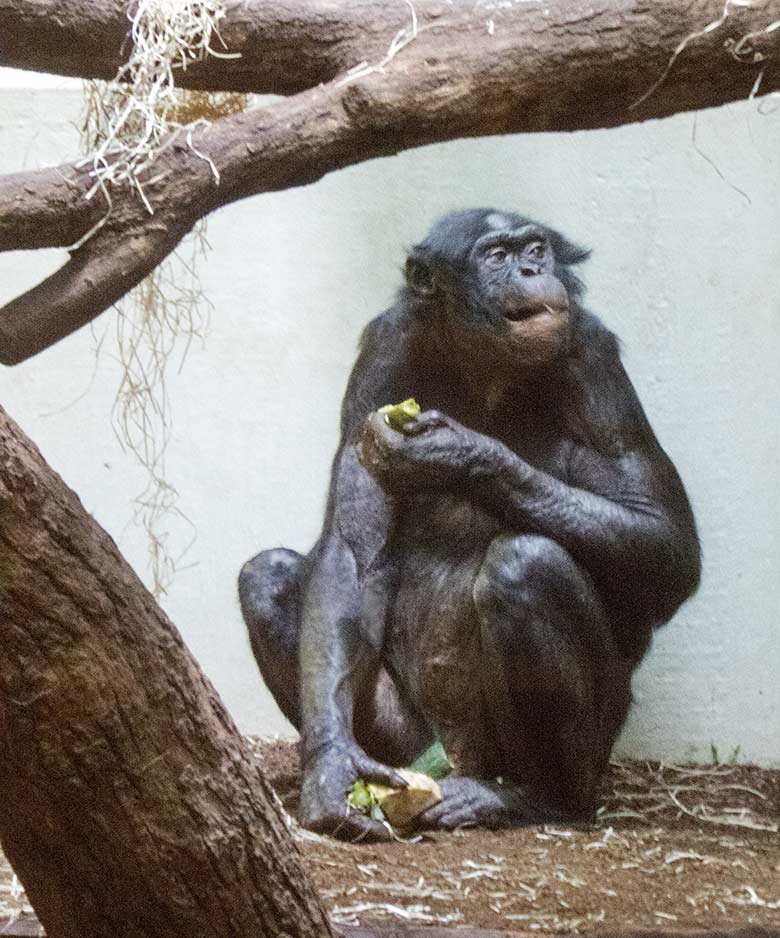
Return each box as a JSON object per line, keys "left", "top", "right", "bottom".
{"left": 0, "top": 214, "right": 193, "bottom": 365}
{"left": 0, "top": 0, "right": 428, "bottom": 94}
{"left": 0, "top": 165, "right": 97, "bottom": 251}
{"left": 1, "top": 0, "right": 778, "bottom": 365}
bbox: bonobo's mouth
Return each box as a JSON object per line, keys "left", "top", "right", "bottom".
{"left": 504, "top": 308, "right": 538, "bottom": 322}
{"left": 503, "top": 304, "right": 566, "bottom": 323}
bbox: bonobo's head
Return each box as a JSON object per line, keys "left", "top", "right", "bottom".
{"left": 404, "top": 209, "right": 589, "bottom": 372}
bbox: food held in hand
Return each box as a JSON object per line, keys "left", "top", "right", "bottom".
{"left": 378, "top": 398, "right": 420, "bottom": 432}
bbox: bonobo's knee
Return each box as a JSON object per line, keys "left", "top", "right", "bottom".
{"left": 474, "top": 534, "right": 609, "bottom": 663}
{"left": 238, "top": 547, "right": 300, "bottom": 628}
{"left": 473, "top": 534, "right": 576, "bottom": 613}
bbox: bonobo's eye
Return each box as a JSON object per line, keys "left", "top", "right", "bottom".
{"left": 485, "top": 246, "right": 510, "bottom": 268}
{"left": 526, "top": 241, "right": 547, "bottom": 260}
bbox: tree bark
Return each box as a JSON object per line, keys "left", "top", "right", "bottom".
{"left": 1, "top": 0, "right": 779, "bottom": 366}
{"left": 0, "top": 404, "right": 336, "bottom": 938}
{"left": 0, "top": 0, "right": 418, "bottom": 94}
{"left": 1, "top": 0, "right": 778, "bottom": 99}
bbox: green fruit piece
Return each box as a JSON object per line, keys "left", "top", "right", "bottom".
{"left": 348, "top": 779, "right": 393, "bottom": 814}
{"left": 347, "top": 779, "right": 375, "bottom": 812}
{"left": 378, "top": 398, "right": 421, "bottom": 432}
{"left": 409, "top": 740, "right": 454, "bottom": 780}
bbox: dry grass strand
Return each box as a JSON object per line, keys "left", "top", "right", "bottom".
{"left": 80, "top": 0, "right": 249, "bottom": 596}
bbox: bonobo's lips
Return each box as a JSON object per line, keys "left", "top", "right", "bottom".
{"left": 503, "top": 304, "right": 567, "bottom": 323}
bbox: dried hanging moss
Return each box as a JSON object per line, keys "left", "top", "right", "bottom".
{"left": 80, "top": 1, "right": 249, "bottom": 596}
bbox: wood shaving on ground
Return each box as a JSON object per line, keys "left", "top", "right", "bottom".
{"left": 249, "top": 738, "right": 780, "bottom": 933}
{"left": 2, "top": 738, "right": 779, "bottom": 933}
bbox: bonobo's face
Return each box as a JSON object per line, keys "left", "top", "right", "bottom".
{"left": 468, "top": 218, "right": 571, "bottom": 368}
{"left": 406, "top": 210, "right": 581, "bottom": 374}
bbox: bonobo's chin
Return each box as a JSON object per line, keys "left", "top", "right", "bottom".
{"left": 506, "top": 305, "right": 571, "bottom": 368}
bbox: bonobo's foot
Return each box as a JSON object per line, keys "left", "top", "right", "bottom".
{"left": 415, "top": 777, "right": 581, "bottom": 831}
{"left": 300, "top": 740, "right": 408, "bottom": 843}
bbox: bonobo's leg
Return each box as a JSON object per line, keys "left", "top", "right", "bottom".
{"left": 417, "top": 534, "right": 633, "bottom": 830}
{"left": 239, "top": 548, "right": 304, "bottom": 727}
{"left": 238, "top": 549, "right": 431, "bottom": 765}
{"left": 476, "top": 534, "right": 631, "bottom": 813}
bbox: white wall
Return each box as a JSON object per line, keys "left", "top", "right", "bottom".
{"left": 1, "top": 86, "right": 779, "bottom": 765}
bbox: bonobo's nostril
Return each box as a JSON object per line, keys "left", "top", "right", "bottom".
{"left": 520, "top": 266, "right": 537, "bottom": 277}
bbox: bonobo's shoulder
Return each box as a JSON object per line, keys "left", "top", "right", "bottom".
{"left": 570, "top": 309, "right": 621, "bottom": 361}
{"left": 354, "top": 305, "right": 413, "bottom": 379}
{"left": 565, "top": 308, "right": 658, "bottom": 454}
{"left": 340, "top": 305, "right": 411, "bottom": 438}
{"left": 358, "top": 304, "right": 410, "bottom": 352}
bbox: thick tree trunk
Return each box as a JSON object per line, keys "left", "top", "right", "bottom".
{"left": 1, "top": 0, "right": 778, "bottom": 366}
{"left": 0, "top": 404, "right": 336, "bottom": 938}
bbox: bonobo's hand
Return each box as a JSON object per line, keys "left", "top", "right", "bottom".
{"left": 359, "top": 409, "right": 499, "bottom": 492}
{"left": 300, "top": 739, "right": 408, "bottom": 842}
{"left": 414, "top": 777, "right": 519, "bottom": 830}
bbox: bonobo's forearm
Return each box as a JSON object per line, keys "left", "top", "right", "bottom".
{"left": 359, "top": 409, "right": 697, "bottom": 618}
{"left": 298, "top": 536, "right": 370, "bottom": 760}
{"left": 299, "top": 440, "right": 395, "bottom": 762}
{"left": 297, "top": 530, "right": 408, "bottom": 841}
{"left": 474, "top": 439, "right": 693, "bottom": 600}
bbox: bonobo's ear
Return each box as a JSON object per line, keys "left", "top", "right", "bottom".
{"left": 405, "top": 253, "right": 437, "bottom": 296}
{"left": 548, "top": 231, "right": 591, "bottom": 266}
{"left": 547, "top": 231, "right": 590, "bottom": 298}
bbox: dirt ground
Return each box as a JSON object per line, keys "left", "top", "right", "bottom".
{"left": 2, "top": 738, "right": 779, "bottom": 934}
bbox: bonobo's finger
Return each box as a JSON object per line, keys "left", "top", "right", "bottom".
{"left": 343, "top": 815, "right": 395, "bottom": 843}
{"left": 415, "top": 777, "right": 478, "bottom": 829}
{"left": 415, "top": 795, "right": 477, "bottom": 830}
{"left": 402, "top": 409, "right": 449, "bottom": 435}
{"left": 354, "top": 752, "right": 409, "bottom": 789}
{"left": 307, "top": 809, "right": 394, "bottom": 843}
{"left": 413, "top": 804, "right": 442, "bottom": 828}
{"left": 357, "top": 415, "right": 396, "bottom": 480}
{"left": 415, "top": 795, "right": 456, "bottom": 826}
{"left": 343, "top": 814, "right": 395, "bottom": 842}
{"left": 365, "top": 410, "right": 404, "bottom": 446}
{"left": 424, "top": 808, "right": 475, "bottom": 830}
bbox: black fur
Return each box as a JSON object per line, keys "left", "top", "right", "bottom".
{"left": 239, "top": 209, "right": 700, "bottom": 840}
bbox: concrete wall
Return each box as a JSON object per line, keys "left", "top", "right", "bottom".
{"left": 1, "top": 85, "right": 778, "bottom": 765}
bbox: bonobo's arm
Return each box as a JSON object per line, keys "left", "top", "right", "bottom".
{"left": 480, "top": 438, "right": 698, "bottom": 622}
{"left": 297, "top": 314, "right": 412, "bottom": 840}
{"left": 298, "top": 447, "right": 407, "bottom": 841}
{"left": 360, "top": 336, "right": 700, "bottom": 625}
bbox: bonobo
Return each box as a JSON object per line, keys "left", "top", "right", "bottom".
{"left": 239, "top": 209, "right": 700, "bottom": 840}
